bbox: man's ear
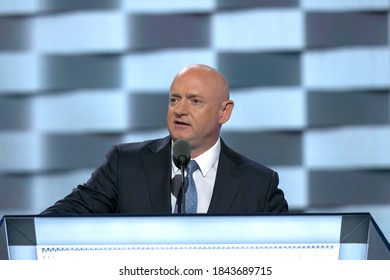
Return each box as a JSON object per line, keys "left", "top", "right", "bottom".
{"left": 219, "top": 100, "right": 234, "bottom": 125}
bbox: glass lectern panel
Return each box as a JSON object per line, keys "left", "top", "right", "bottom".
{"left": 1, "top": 213, "right": 389, "bottom": 260}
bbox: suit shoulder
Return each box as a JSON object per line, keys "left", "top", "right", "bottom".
{"left": 111, "top": 136, "right": 170, "bottom": 155}
{"left": 239, "top": 152, "right": 274, "bottom": 174}
{"left": 222, "top": 142, "right": 275, "bottom": 175}
{"left": 117, "top": 139, "right": 156, "bottom": 152}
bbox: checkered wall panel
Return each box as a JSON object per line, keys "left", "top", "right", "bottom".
{"left": 0, "top": 0, "right": 389, "bottom": 240}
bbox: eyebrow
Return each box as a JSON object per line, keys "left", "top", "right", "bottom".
{"left": 187, "top": 93, "right": 203, "bottom": 99}
{"left": 169, "top": 92, "right": 203, "bottom": 99}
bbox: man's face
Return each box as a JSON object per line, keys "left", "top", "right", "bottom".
{"left": 167, "top": 69, "right": 227, "bottom": 157}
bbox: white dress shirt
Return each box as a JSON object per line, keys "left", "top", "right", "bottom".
{"left": 171, "top": 138, "right": 221, "bottom": 213}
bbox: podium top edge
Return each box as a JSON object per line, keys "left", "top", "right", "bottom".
{"left": 1, "top": 212, "right": 374, "bottom": 220}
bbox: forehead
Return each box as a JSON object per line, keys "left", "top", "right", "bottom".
{"left": 170, "top": 69, "right": 218, "bottom": 94}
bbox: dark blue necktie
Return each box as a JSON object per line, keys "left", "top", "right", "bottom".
{"left": 186, "top": 160, "right": 199, "bottom": 213}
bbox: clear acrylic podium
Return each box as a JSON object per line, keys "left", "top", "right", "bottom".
{"left": 1, "top": 213, "right": 389, "bottom": 260}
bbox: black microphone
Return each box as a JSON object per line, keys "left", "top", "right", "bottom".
{"left": 170, "top": 174, "right": 182, "bottom": 199}
{"left": 172, "top": 139, "right": 191, "bottom": 214}
{"left": 172, "top": 139, "right": 191, "bottom": 169}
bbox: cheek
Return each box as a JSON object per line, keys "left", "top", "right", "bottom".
{"left": 166, "top": 109, "right": 174, "bottom": 125}
{"left": 167, "top": 107, "right": 174, "bottom": 117}
{"left": 197, "top": 111, "right": 217, "bottom": 128}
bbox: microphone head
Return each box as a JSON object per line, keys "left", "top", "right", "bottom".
{"left": 170, "top": 174, "right": 183, "bottom": 198}
{"left": 172, "top": 139, "right": 191, "bottom": 169}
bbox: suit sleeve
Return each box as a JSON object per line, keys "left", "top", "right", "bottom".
{"left": 40, "top": 146, "right": 120, "bottom": 214}
{"left": 265, "top": 171, "right": 288, "bottom": 212}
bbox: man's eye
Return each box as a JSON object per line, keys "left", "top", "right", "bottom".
{"left": 169, "top": 97, "right": 178, "bottom": 104}
{"left": 192, "top": 99, "right": 202, "bottom": 104}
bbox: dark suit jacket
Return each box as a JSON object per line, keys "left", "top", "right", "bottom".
{"left": 42, "top": 136, "right": 288, "bottom": 214}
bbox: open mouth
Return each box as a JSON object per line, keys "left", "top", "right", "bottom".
{"left": 174, "top": 120, "right": 190, "bottom": 127}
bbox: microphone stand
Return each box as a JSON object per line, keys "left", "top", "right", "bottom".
{"left": 178, "top": 164, "right": 186, "bottom": 214}
{"left": 172, "top": 138, "right": 191, "bottom": 214}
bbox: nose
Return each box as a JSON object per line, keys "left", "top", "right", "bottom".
{"left": 175, "top": 99, "right": 188, "bottom": 116}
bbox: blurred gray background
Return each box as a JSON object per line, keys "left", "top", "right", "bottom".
{"left": 0, "top": 0, "right": 389, "bottom": 241}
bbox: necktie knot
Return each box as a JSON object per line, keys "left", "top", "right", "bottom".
{"left": 187, "top": 160, "right": 199, "bottom": 175}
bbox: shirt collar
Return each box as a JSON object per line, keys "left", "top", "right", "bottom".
{"left": 171, "top": 138, "right": 221, "bottom": 177}
{"left": 192, "top": 138, "right": 220, "bottom": 177}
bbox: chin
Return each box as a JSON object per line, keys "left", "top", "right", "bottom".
{"left": 170, "top": 131, "right": 190, "bottom": 141}
{"left": 173, "top": 136, "right": 190, "bottom": 142}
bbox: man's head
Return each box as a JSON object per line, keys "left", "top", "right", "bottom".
{"left": 167, "top": 64, "right": 234, "bottom": 158}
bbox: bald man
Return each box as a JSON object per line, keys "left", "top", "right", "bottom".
{"left": 42, "top": 64, "right": 288, "bottom": 214}
{"left": 168, "top": 64, "right": 234, "bottom": 158}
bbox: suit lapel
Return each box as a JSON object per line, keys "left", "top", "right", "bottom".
{"left": 207, "top": 141, "right": 246, "bottom": 213}
{"left": 140, "top": 137, "right": 246, "bottom": 213}
{"left": 142, "top": 136, "right": 172, "bottom": 212}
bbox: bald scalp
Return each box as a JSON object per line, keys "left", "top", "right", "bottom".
{"left": 171, "top": 64, "right": 230, "bottom": 101}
